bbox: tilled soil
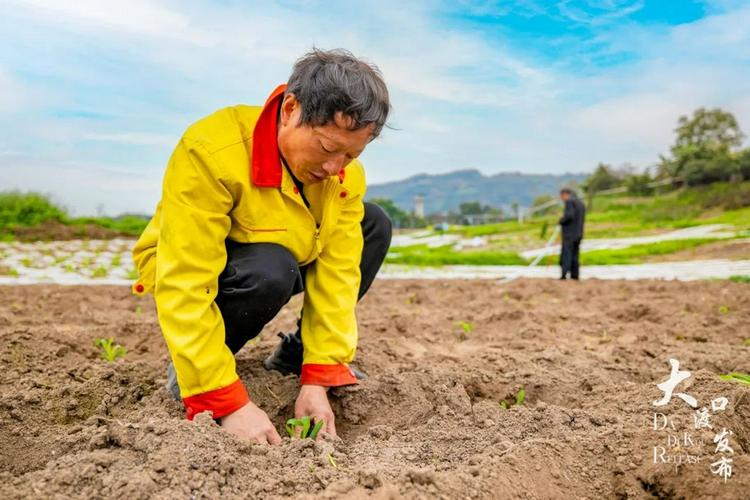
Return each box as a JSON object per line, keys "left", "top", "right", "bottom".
{"left": 0, "top": 279, "right": 748, "bottom": 499}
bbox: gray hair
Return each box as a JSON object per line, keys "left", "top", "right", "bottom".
{"left": 286, "top": 48, "right": 390, "bottom": 138}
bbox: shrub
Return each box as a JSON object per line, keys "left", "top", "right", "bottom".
{"left": 0, "top": 191, "right": 67, "bottom": 229}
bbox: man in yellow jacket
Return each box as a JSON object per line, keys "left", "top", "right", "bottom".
{"left": 131, "top": 49, "right": 391, "bottom": 444}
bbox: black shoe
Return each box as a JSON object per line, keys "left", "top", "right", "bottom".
{"left": 264, "top": 331, "right": 304, "bottom": 376}
{"left": 263, "top": 330, "right": 368, "bottom": 380}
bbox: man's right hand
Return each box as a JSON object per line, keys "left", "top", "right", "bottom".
{"left": 220, "top": 401, "right": 282, "bottom": 445}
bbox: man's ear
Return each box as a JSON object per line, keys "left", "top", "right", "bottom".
{"left": 280, "top": 93, "right": 298, "bottom": 127}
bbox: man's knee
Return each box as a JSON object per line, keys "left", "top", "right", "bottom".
{"left": 363, "top": 202, "right": 393, "bottom": 250}
{"left": 219, "top": 243, "right": 300, "bottom": 304}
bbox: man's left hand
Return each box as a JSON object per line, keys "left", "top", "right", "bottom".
{"left": 295, "top": 385, "right": 336, "bottom": 438}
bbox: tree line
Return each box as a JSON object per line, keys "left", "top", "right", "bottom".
{"left": 585, "top": 107, "right": 750, "bottom": 196}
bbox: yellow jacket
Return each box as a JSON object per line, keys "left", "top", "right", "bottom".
{"left": 132, "top": 85, "right": 364, "bottom": 419}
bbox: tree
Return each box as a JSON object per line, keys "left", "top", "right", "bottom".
{"left": 585, "top": 163, "right": 622, "bottom": 193}
{"left": 624, "top": 170, "right": 653, "bottom": 196}
{"left": 673, "top": 107, "right": 744, "bottom": 154}
{"left": 665, "top": 108, "right": 745, "bottom": 186}
{"left": 459, "top": 201, "right": 482, "bottom": 215}
{"left": 738, "top": 149, "right": 750, "bottom": 180}
{"left": 368, "top": 197, "right": 426, "bottom": 228}
{"left": 530, "top": 194, "right": 556, "bottom": 215}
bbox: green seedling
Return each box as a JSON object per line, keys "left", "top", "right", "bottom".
{"left": 94, "top": 337, "right": 126, "bottom": 362}
{"left": 515, "top": 388, "right": 526, "bottom": 405}
{"left": 111, "top": 255, "right": 121, "bottom": 267}
{"left": 743, "top": 339, "right": 750, "bottom": 346}
{"left": 285, "top": 416, "right": 324, "bottom": 439}
{"left": 92, "top": 266, "right": 108, "bottom": 278}
{"left": 20, "top": 257, "right": 33, "bottom": 268}
{"left": 327, "top": 453, "right": 338, "bottom": 469}
{"left": 135, "top": 305, "right": 143, "bottom": 315}
{"left": 719, "top": 372, "right": 750, "bottom": 386}
{"left": 718, "top": 305, "right": 730, "bottom": 314}
{"left": 456, "top": 321, "right": 474, "bottom": 340}
{"left": 0, "top": 266, "right": 19, "bottom": 277}
{"left": 500, "top": 388, "right": 526, "bottom": 409}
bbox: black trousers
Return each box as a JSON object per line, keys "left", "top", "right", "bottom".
{"left": 215, "top": 202, "right": 392, "bottom": 353}
{"left": 560, "top": 238, "right": 581, "bottom": 280}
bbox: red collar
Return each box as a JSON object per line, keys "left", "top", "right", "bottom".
{"left": 251, "top": 84, "right": 345, "bottom": 188}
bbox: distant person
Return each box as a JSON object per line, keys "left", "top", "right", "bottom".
{"left": 131, "top": 49, "right": 392, "bottom": 444}
{"left": 558, "top": 188, "right": 586, "bottom": 280}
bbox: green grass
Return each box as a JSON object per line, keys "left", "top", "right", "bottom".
{"left": 0, "top": 191, "right": 67, "bottom": 230}
{"left": 390, "top": 237, "right": 728, "bottom": 267}
{"left": 0, "top": 191, "right": 150, "bottom": 238}
{"left": 69, "top": 215, "right": 149, "bottom": 236}
{"left": 729, "top": 275, "right": 750, "bottom": 283}
{"left": 572, "top": 238, "right": 725, "bottom": 265}
{"left": 386, "top": 244, "right": 526, "bottom": 266}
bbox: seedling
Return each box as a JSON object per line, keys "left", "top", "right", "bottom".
{"left": 455, "top": 320, "right": 474, "bottom": 340}
{"left": 327, "top": 453, "right": 338, "bottom": 469}
{"left": 719, "top": 372, "right": 750, "bottom": 386}
{"left": 92, "top": 266, "right": 108, "bottom": 278}
{"left": 500, "top": 388, "right": 526, "bottom": 409}
{"left": 94, "top": 337, "right": 126, "bottom": 362}
{"left": 718, "top": 305, "right": 730, "bottom": 314}
{"left": 285, "top": 416, "right": 324, "bottom": 439}
{"left": 743, "top": 339, "right": 750, "bottom": 346}
{"left": 135, "top": 305, "right": 142, "bottom": 315}
{"left": 0, "top": 266, "right": 19, "bottom": 277}
{"left": 111, "top": 255, "right": 121, "bottom": 267}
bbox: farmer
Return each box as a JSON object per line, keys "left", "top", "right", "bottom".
{"left": 131, "top": 49, "right": 392, "bottom": 444}
{"left": 558, "top": 187, "right": 586, "bottom": 280}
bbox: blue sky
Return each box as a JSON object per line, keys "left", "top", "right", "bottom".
{"left": 1, "top": 0, "right": 749, "bottom": 215}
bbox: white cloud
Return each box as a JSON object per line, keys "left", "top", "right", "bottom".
{"left": 7, "top": 0, "right": 216, "bottom": 45}
{"left": 1, "top": 0, "right": 749, "bottom": 214}
{"left": 81, "top": 132, "right": 177, "bottom": 147}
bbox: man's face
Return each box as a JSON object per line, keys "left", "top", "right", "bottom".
{"left": 277, "top": 94, "right": 374, "bottom": 185}
{"left": 560, "top": 192, "right": 570, "bottom": 201}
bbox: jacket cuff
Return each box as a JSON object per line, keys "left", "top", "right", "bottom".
{"left": 300, "top": 364, "right": 359, "bottom": 387}
{"left": 182, "top": 378, "right": 250, "bottom": 420}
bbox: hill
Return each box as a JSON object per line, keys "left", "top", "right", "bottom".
{"left": 365, "top": 169, "right": 588, "bottom": 214}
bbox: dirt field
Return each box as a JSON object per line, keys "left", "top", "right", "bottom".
{"left": 1, "top": 279, "right": 748, "bottom": 499}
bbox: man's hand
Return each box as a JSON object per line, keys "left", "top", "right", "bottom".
{"left": 295, "top": 385, "right": 336, "bottom": 438}
{"left": 220, "top": 401, "right": 282, "bottom": 445}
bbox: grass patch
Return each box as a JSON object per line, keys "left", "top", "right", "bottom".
{"left": 386, "top": 244, "right": 526, "bottom": 266}
{"left": 729, "top": 275, "right": 750, "bottom": 283}
{"left": 0, "top": 191, "right": 67, "bottom": 230}
{"left": 539, "top": 238, "right": 726, "bottom": 266}
{"left": 0, "top": 191, "right": 150, "bottom": 237}
{"left": 68, "top": 215, "right": 149, "bottom": 236}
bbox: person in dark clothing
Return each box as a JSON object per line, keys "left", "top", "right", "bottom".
{"left": 558, "top": 188, "right": 586, "bottom": 280}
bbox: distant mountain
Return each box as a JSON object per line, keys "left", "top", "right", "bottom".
{"left": 365, "top": 169, "right": 588, "bottom": 214}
